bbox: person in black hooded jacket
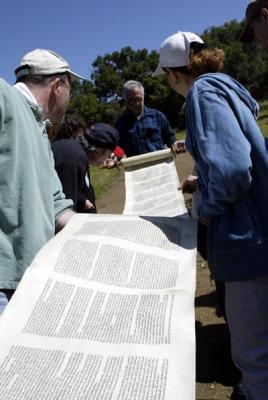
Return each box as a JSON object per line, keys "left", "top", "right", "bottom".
{"left": 51, "top": 117, "right": 119, "bottom": 213}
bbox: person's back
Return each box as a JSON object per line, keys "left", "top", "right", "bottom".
{"left": 51, "top": 139, "right": 89, "bottom": 211}
{"left": 185, "top": 72, "right": 268, "bottom": 280}
{"left": 0, "top": 78, "right": 72, "bottom": 291}
{"left": 0, "top": 48, "right": 82, "bottom": 312}
{"left": 153, "top": 29, "right": 268, "bottom": 400}
{"left": 52, "top": 122, "right": 119, "bottom": 213}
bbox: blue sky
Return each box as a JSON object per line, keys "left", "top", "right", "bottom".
{"left": 1, "top": 0, "right": 248, "bottom": 84}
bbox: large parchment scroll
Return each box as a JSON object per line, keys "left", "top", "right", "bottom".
{"left": 122, "top": 149, "right": 187, "bottom": 217}
{"left": 0, "top": 150, "right": 197, "bottom": 400}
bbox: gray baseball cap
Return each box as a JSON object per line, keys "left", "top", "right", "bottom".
{"left": 15, "top": 49, "right": 84, "bottom": 82}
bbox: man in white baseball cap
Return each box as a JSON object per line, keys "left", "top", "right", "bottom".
{"left": 15, "top": 49, "right": 83, "bottom": 82}
{"left": 0, "top": 48, "right": 83, "bottom": 313}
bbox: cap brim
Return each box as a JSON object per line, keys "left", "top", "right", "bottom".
{"left": 69, "top": 70, "right": 85, "bottom": 82}
{"left": 152, "top": 64, "right": 165, "bottom": 77}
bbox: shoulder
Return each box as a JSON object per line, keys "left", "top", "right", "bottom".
{"left": 116, "top": 109, "right": 130, "bottom": 122}
{"left": 144, "top": 107, "right": 156, "bottom": 115}
{"left": 51, "top": 139, "right": 84, "bottom": 156}
{"left": 0, "top": 79, "right": 23, "bottom": 104}
{"left": 189, "top": 73, "right": 233, "bottom": 97}
{"left": 0, "top": 78, "right": 12, "bottom": 93}
{"left": 52, "top": 139, "right": 82, "bottom": 154}
{"left": 52, "top": 139, "right": 87, "bottom": 166}
{"left": 145, "top": 107, "right": 168, "bottom": 122}
{"left": 115, "top": 109, "right": 135, "bottom": 131}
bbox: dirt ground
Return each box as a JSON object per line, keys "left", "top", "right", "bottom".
{"left": 96, "top": 153, "right": 240, "bottom": 400}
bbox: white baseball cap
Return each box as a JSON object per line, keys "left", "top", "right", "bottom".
{"left": 152, "top": 31, "right": 204, "bottom": 77}
{"left": 15, "top": 49, "right": 84, "bottom": 82}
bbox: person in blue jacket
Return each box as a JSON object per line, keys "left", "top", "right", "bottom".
{"left": 153, "top": 31, "right": 268, "bottom": 400}
{"left": 115, "top": 80, "right": 184, "bottom": 157}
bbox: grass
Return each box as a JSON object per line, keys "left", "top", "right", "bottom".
{"left": 91, "top": 101, "right": 268, "bottom": 199}
{"left": 90, "top": 165, "right": 123, "bottom": 199}
{"left": 257, "top": 100, "right": 268, "bottom": 137}
{"left": 175, "top": 129, "right": 186, "bottom": 141}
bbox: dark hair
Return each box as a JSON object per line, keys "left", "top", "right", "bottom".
{"left": 102, "top": 108, "right": 119, "bottom": 125}
{"left": 56, "top": 114, "right": 86, "bottom": 140}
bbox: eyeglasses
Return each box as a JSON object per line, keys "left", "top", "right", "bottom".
{"left": 126, "top": 97, "right": 143, "bottom": 105}
{"left": 60, "top": 78, "right": 70, "bottom": 89}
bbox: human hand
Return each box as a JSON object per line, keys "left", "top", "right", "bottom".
{"left": 179, "top": 175, "right": 198, "bottom": 194}
{"left": 103, "top": 153, "right": 119, "bottom": 169}
{"left": 172, "top": 140, "right": 186, "bottom": 155}
{"left": 84, "top": 199, "right": 95, "bottom": 210}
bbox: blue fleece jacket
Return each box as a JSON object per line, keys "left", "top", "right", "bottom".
{"left": 185, "top": 73, "right": 268, "bottom": 281}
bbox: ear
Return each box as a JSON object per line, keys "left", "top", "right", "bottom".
{"left": 169, "top": 70, "right": 181, "bottom": 82}
{"left": 50, "top": 77, "right": 61, "bottom": 96}
{"left": 167, "top": 68, "right": 180, "bottom": 80}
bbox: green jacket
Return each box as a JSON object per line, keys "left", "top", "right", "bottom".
{"left": 0, "top": 79, "right": 73, "bottom": 289}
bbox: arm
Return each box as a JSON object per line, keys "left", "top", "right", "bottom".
{"left": 159, "top": 112, "right": 176, "bottom": 148}
{"left": 56, "top": 210, "right": 75, "bottom": 232}
{"left": 115, "top": 117, "right": 126, "bottom": 154}
{"left": 51, "top": 166, "right": 74, "bottom": 232}
{"left": 187, "top": 90, "right": 252, "bottom": 221}
{"left": 54, "top": 162, "right": 84, "bottom": 209}
{"left": 103, "top": 146, "right": 126, "bottom": 169}
{"left": 77, "top": 179, "right": 96, "bottom": 212}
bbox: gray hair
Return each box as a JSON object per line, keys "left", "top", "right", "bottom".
{"left": 16, "top": 73, "right": 70, "bottom": 87}
{"left": 122, "top": 80, "right": 144, "bottom": 100}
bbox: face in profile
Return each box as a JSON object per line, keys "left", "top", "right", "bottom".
{"left": 126, "top": 87, "right": 144, "bottom": 117}
{"left": 89, "top": 148, "right": 112, "bottom": 166}
{"left": 51, "top": 76, "right": 71, "bottom": 125}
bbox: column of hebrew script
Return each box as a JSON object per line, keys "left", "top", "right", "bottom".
{"left": 0, "top": 149, "right": 196, "bottom": 400}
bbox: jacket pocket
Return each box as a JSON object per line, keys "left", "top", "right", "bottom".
{"left": 144, "top": 126, "right": 162, "bottom": 143}
{"left": 211, "top": 195, "right": 262, "bottom": 254}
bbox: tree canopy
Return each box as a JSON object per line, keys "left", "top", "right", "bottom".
{"left": 68, "top": 19, "right": 268, "bottom": 129}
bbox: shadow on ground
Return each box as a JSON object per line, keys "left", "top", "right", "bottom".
{"left": 195, "top": 291, "right": 241, "bottom": 388}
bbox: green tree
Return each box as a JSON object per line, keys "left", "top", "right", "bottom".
{"left": 68, "top": 80, "right": 100, "bottom": 124}
{"left": 202, "top": 20, "right": 268, "bottom": 98}
{"left": 68, "top": 19, "right": 268, "bottom": 130}
{"left": 91, "top": 47, "right": 184, "bottom": 128}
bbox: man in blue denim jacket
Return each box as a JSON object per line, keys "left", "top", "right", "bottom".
{"left": 115, "top": 80, "right": 178, "bottom": 157}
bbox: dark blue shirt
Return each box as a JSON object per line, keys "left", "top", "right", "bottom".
{"left": 115, "top": 106, "right": 175, "bottom": 157}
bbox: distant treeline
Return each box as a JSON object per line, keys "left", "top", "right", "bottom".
{"left": 69, "top": 20, "right": 268, "bottom": 129}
